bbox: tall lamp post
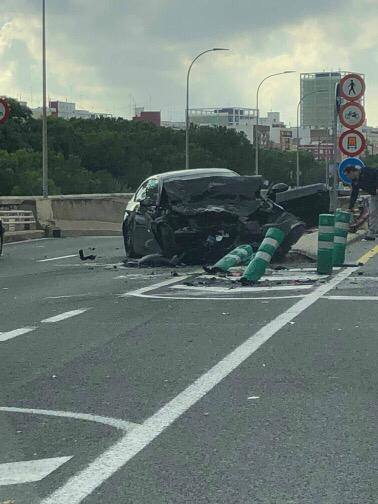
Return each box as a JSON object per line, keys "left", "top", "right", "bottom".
{"left": 296, "top": 89, "right": 327, "bottom": 187}
{"left": 42, "top": 0, "right": 48, "bottom": 198}
{"left": 255, "top": 70, "right": 295, "bottom": 175}
{"left": 185, "top": 48, "right": 229, "bottom": 170}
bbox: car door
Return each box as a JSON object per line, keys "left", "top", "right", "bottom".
{"left": 132, "top": 178, "right": 160, "bottom": 256}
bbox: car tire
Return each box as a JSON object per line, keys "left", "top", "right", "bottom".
{"left": 123, "top": 220, "right": 137, "bottom": 258}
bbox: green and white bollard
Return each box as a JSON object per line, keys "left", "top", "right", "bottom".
{"left": 317, "top": 214, "right": 335, "bottom": 275}
{"left": 333, "top": 209, "right": 352, "bottom": 266}
{"left": 241, "top": 227, "right": 285, "bottom": 284}
{"left": 209, "top": 244, "right": 254, "bottom": 273}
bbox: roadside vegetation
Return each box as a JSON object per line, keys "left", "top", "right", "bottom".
{"left": 0, "top": 99, "right": 328, "bottom": 196}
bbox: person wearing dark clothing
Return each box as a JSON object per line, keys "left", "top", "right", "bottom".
{"left": 344, "top": 165, "right": 378, "bottom": 238}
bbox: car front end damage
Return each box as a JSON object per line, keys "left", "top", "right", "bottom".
{"left": 148, "top": 175, "right": 306, "bottom": 264}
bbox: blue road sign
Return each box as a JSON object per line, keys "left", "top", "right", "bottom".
{"left": 339, "top": 157, "right": 365, "bottom": 185}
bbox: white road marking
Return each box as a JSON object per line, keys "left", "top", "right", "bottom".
{"left": 171, "top": 284, "right": 313, "bottom": 293}
{"left": 44, "top": 294, "right": 93, "bottom": 300}
{"left": 128, "top": 294, "right": 306, "bottom": 301}
{"left": 0, "top": 407, "right": 138, "bottom": 432}
{"left": 324, "top": 295, "right": 378, "bottom": 301}
{"left": 5, "top": 238, "right": 51, "bottom": 246}
{"left": 0, "top": 327, "right": 36, "bottom": 343}
{"left": 201, "top": 274, "right": 328, "bottom": 282}
{"left": 40, "top": 266, "right": 359, "bottom": 504}
{"left": 121, "top": 276, "right": 189, "bottom": 297}
{"left": 0, "top": 456, "right": 72, "bottom": 486}
{"left": 38, "top": 254, "right": 77, "bottom": 263}
{"left": 41, "top": 309, "right": 89, "bottom": 323}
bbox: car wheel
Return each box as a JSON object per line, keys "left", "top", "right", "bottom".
{"left": 123, "top": 220, "right": 136, "bottom": 258}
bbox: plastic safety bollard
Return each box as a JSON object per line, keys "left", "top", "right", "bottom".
{"left": 317, "top": 214, "right": 335, "bottom": 275}
{"left": 241, "top": 227, "right": 285, "bottom": 284}
{"left": 208, "top": 244, "right": 254, "bottom": 273}
{"left": 333, "top": 209, "right": 352, "bottom": 266}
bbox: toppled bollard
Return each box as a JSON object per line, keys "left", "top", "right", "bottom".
{"left": 241, "top": 227, "right": 285, "bottom": 284}
{"left": 205, "top": 244, "right": 254, "bottom": 273}
{"left": 79, "top": 249, "right": 96, "bottom": 261}
{"left": 317, "top": 214, "right": 335, "bottom": 275}
{"left": 333, "top": 210, "right": 352, "bottom": 266}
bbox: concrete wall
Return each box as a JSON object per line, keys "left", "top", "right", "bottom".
{"left": 0, "top": 193, "right": 133, "bottom": 228}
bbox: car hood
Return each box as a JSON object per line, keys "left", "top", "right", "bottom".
{"left": 162, "top": 175, "right": 263, "bottom": 218}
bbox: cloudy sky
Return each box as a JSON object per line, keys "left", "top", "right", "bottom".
{"left": 1, "top": 0, "right": 378, "bottom": 125}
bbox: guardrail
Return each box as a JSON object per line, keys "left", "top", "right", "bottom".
{"left": 0, "top": 210, "right": 37, "bottom": 231}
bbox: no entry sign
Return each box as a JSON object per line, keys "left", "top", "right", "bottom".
{"left": 340, "top": 73, "right": 365, "bottom": 101}
{"left": 338, "top": 129, "right": 366, "bottom": 157}
{"left": 0, "top": 98, "right": 10, "bottom": 125}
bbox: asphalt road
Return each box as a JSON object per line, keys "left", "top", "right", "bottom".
{"left": 0, "top": 236, "right": 377, "bottom": 504}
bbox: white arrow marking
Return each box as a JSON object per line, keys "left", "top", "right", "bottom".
{"left": 0, "top": 456, "right": 72, "bottom": 486}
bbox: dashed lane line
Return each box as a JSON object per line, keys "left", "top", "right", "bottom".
{"left": 0, "top": 327, "right": 37, "bottom": 343}
{"left": 1, "top": 309, "right": 89, "bottom": 342}
{"left": 41, "top": 309, "right": 89, "bottom": 323}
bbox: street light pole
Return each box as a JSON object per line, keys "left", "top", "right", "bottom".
{"left": 296, "top": 89, "right": 327, "bottom": 187}
{"left": 185, "top": 48, "right": 229, "bottom": 170}
{"left": 255, "top": 71, "right": 295, "bottom": 175}
{"left": 42, "top": 0, "right": 48, "bottom": 198}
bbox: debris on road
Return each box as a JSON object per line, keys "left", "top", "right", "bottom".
{"left": 241, "top": 227, "right": 285, "bottom": 284}
{"left": 79, "top": 249, "right": 96, "bottom": 261}
{"left": 204, "top": 244, "right": 254, "bottom": 274}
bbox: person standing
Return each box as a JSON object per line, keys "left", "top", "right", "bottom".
{"left": 344, "top": 165, "right": 378, "bottom": 239}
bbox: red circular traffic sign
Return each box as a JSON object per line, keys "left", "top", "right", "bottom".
{"left": 339, "top": 101, "right": 365, "bottom": 129}
{"left": 340, "top": 73, "right": 365, "bottom": 101}
{"left": 338, "top": 129, "right": 366, "bottom": 157}
{"left": 0, "top": 98, "right": 10, "bottom": 124}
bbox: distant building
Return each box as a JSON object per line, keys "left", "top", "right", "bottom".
{"left": 133, "top": 107, "right": 161, "bottom": 126}
{"left": 363, "top": 126, "right": 378, "bottom": 156}
{"left": 300, "top": 71, "right": 364, "bottom": 129}
{"left": 31, "top": 106, "right": 54, "bottom": 119}
{"left": 48, "top": 100, "right": 112, "bottom": 120}
{"left": 161, "top": 120, "right": 186, "bottom": 130}
{"left": 188, "top": 107, "right": 289, "bottom": 145}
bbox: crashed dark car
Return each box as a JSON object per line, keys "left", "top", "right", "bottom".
{"left": 122, "top": 168, "right": 306, "bottom": 264}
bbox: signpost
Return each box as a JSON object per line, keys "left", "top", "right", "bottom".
{"left": 0, "top": 98, "right": 10, "bottom": 125}
{"left": 331, "top": 72, "right": 366, "bottom": 210}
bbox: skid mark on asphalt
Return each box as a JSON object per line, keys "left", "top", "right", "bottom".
{"left": 39, "top": 266, "right": 359, "bottom": 504}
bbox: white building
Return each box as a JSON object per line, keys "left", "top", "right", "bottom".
{"left": 48, "top": 100, "right": 112, "bottom": 120}
{"left": 188, "top": 107, "right": 286, "bottom": 144}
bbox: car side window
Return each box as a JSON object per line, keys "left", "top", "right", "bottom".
{"left": 135, "top": 182, "right": 148, "bottom": 202}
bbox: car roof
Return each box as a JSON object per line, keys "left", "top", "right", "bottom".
{"left": 147, "top": 168, "right": 239, "bottom": 182}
